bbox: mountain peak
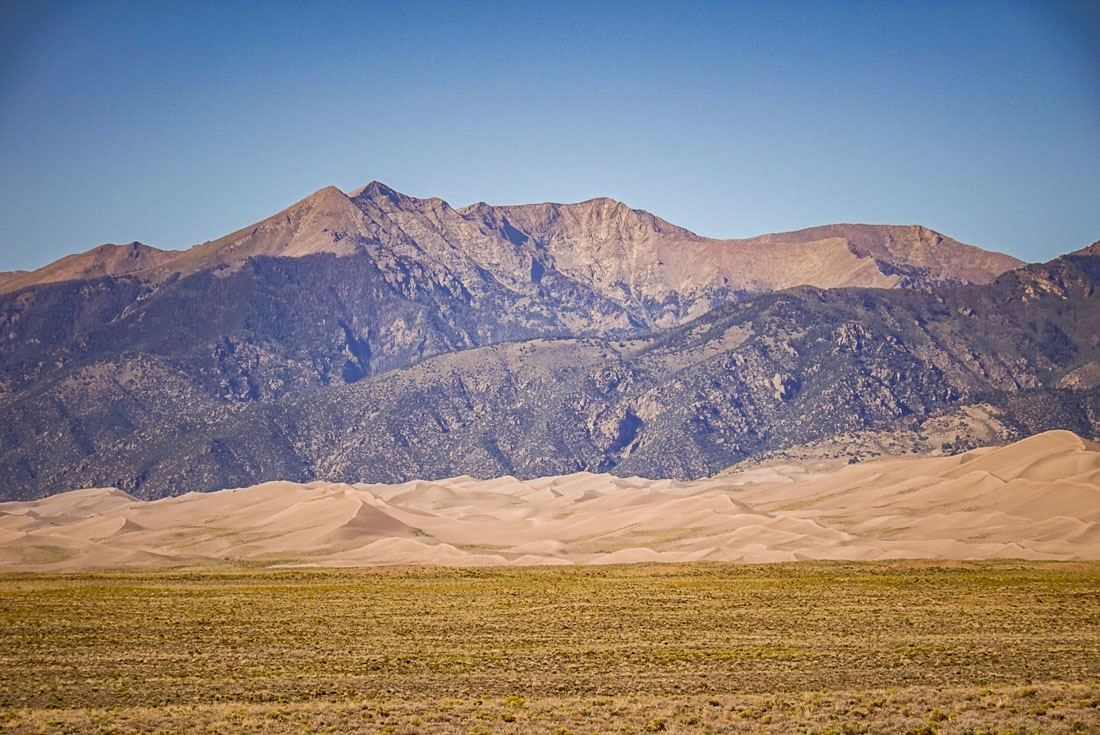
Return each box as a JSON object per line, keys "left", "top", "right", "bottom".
{"left": 348, "top": 180, "right": 403, "bottom": 202}
{"left": 89, "top": 240, "right": 160, "bottom": 255}
{"left": 1071, "top": 240, "right": 1100, "bottom": 257}
{"left": 290, "top": 185, "right": 353, "bottom": 212}
{"left": 0, "top": 240, "right": 176, "bottom": 294}
{"left": 579, "top": 196, "right": 628, "bottom": 207}
{"left": 309, "top": 184, "right": 347, "bottom": 199}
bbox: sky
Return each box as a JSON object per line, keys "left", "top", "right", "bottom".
{"left": 0, "top": 0, "right": 1097, "bottom": 272}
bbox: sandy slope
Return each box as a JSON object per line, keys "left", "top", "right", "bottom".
{"left": 1, "top": 431, "right": 1097, "bottom": 571}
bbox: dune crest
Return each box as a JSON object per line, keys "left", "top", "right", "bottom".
{"left": 1, "top": 431, "right": 1098, "bottom": 571}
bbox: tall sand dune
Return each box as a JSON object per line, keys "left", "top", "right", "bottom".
{"left": 1, "top": 430, "right": 1097, "bottom": 570}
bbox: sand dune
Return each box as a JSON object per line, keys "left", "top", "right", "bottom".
{"left": 1, "top": 430, "right": 1097, "bottom": 571}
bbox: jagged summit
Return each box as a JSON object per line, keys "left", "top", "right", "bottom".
{"left": 347, "top": 180, "right": 403, "bottom": 201}
{"left": 1, "top": 181, "right": 1026, "bottom": 315}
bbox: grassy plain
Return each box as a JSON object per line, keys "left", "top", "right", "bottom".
{"left": 0, "top": 561, "right": 1098, "bottom": 734}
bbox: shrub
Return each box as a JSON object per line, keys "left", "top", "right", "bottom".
{"left": 902, "top": 726, "right": 937, "bottom": 735}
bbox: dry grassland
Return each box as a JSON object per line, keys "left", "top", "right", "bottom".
{"left": 1, "top": 561, "right": 1097, "bottom": 734}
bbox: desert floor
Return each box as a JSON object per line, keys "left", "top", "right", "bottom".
{"left": 1, "top": 561, "right": 1098, "bottom": 734}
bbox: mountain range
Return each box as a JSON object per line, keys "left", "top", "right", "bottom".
{"left": 1, "top": 182, "right": 1021, "bottom": 321}
{"left": 1, "top": 182, "right": 1094, "bottom": 501}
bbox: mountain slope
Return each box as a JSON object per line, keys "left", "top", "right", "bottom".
{"left": 738, "top": 224, "right": 1021, "bottom": 286}
{"left": 2, "top": 247, "right": 1095, "bottom": 500}
{"left": 463, "top": 202, "right": 1023, "bottom": 324}
{"left": 0, "top": 241, "right": 177, "bottom": 293}
{"left": 0, "top": 249, "right": 636, "bottom": 407}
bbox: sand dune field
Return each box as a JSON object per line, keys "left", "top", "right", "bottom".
{"left": 2, "top": 430, "right": 1098, "bottom": 570}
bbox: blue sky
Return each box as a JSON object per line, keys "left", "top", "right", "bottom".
{"left": 0, "top": 0, "right": 1097, "bottom": 271}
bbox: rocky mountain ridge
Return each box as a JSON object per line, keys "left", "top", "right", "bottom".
{"left": 2, "top": 182, "right": 1022, "bottom": 328}
{"left": 0, "top": 241, "right": 177, "bottom": 294}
